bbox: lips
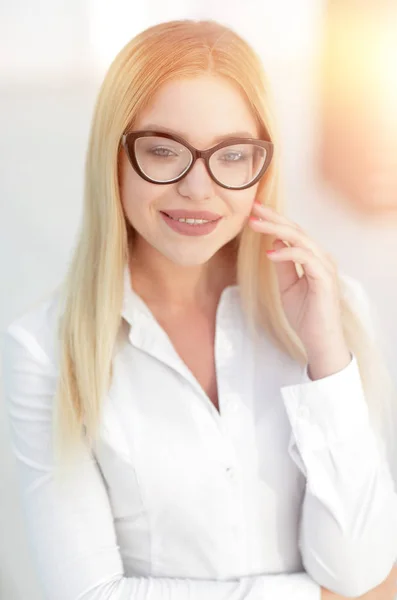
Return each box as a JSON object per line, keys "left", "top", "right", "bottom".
{"left": 160, "top": 211, "right": 221, "bottom": 236}
{"left": 161, "top": 209, "right": 221, "bottom": 221}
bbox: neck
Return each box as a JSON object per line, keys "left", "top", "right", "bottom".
{"left": 128, "top": 238, "right": 237, "bottom": 314}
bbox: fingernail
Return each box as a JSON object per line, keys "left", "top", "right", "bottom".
{"left": 266, "top": 250, "right": 276, "bottom": 254}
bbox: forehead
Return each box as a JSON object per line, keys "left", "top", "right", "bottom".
{"left": 134, "top": 75, "right": 259, "bottom": 147}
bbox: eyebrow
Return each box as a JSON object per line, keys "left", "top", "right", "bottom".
{"left": 141, "top": 124, "right": 257, "bottom": 144}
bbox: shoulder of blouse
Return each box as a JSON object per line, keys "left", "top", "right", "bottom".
{"left": 3, "top": 286, "right": 63, "bottom": 366}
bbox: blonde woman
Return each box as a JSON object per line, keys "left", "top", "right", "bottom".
{"left": 2, "top": 19, "right": 397, "bottom": 600}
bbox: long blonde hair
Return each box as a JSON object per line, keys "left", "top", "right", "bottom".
{"left": 54, "top": 19, "right": 397, "bottom": 474}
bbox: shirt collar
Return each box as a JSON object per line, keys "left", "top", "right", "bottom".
{"left": 120, "top": 263, "right": 245, "bottom": 412}
{"left": 121, "top": 262, "right": 154, "bottom": 327}
{"left": 121, "top": 261, "right": 238, "bottom": 365}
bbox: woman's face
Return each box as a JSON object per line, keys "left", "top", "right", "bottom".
{"left": 119, "top": 74, "right": 261, "bottom": 266}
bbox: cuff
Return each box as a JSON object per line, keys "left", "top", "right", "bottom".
{"left": 281, "top": 353, "right": 372, "bottom": 446}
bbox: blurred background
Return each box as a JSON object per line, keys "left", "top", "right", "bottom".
{"left": 0, "top": 1, "right": 396, "bottom": 597}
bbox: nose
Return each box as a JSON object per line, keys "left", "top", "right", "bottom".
{"left": 176, "top": 157, "right": 215, "bottom": 200}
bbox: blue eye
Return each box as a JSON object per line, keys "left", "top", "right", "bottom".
{"left": 219, "top": 151, "right": 248, "bottom": 162}
{"left": 148, "top": 147, "right": 177, "bottom": 158}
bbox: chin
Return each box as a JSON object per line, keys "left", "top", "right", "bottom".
{"left": 158, "top": 240, "right": 227, "bottom": 267}
{"left": 163, "top": 249, "right": 218, "bottom": 267}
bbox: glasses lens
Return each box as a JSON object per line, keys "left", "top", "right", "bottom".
{"left": 209, "top": 143, "right": 268, "bottom": 188}
{"left": 134, "top": 136, "right": 193, "bottom": 182}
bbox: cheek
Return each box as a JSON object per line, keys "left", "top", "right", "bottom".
{"left": 226, "top": 187, "right": 258, "bottom": 218}
{"left": 119, "top": 160, "right": 160, "bottom": 225}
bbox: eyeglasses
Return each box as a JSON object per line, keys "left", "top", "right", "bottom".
{"left": 121, "top": 130, "right": 274, "bottom": 190}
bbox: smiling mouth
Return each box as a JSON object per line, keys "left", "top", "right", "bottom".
{"left": 160, "top": 211, "right": 221, "bottom": 225}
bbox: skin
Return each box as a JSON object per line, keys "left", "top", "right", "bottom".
{"left": 119, "top": 73, "right": 394, "bottom": 598}
{"left": 119, "top": 74, "right": 261, "bottom": 312}
{"left": 249, "top": 203, "right": 351, "bottom": 379}
{"left": 120, "top": 73, "right": 351, "bottom": 382}
{"left": 119, "top": 74, "right": 261, "bottom": 410}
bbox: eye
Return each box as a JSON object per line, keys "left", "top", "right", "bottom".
{"left": 219, "top": 151, "right": 248, "bottom": 162}
{"left": 148, "top": 146, "right": 178, "bottom": 158}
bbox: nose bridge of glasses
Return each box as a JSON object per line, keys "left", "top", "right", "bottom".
{"left": 186, "top": 146, "right": 210, "bottom": 170}
{"left": 190, "top": 146, "right": 221, "bottom": 175}
{"left": 181, "top": 149, "right": 215, "bottom": 189}
{"left": 194, "top": 147, "right": 211, "bottom": 160}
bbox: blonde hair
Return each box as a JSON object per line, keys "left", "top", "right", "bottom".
{"left": 54, "top": 19, "right": 397, "bottom": 474}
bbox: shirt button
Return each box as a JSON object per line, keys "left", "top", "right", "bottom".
{"left": 297, "top": 405, "right": 311, "bottom": 421}
{"left": 226, "top": 466, "right": 236, "bottom": 480}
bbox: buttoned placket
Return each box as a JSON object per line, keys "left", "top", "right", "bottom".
{"left": 121, "top": 267, "right": 249, "bottom": 569}
{"left": 213, "top": 290, "right": 250, "bottom": 568}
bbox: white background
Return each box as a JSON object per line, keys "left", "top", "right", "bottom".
{"left": 1, "top": 1, "right": 397, "bottom": 598}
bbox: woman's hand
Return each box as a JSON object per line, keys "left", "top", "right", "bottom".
{"left": 249, "top": 202, "right": 351, "bottom": 379}
{"left": 321, "top": 565, "right": 397, "bottom": 600}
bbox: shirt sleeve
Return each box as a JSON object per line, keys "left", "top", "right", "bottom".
{"left": 1, "top": 327, "right": 321, "bottom": 600}
{"left": 280, "top": 279, "right": 397, "bottom": 598}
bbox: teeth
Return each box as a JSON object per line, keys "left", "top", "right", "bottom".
{"left": 170, "top": 216, "right": 211, "bottom": 224}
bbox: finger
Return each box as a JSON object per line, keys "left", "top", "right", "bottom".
{"left": 250, "top": 216, "right": 316, "bottom": 253}
{"left": 250, "top": 217, "right": 335, "bottom": 274}
{"left": 252, "top": 202, "right": 303, "bottom": 230}
{"left": 268, "top": 239, "right": 301, "bottom": 291}
{"left": 251, "top": 204, "right": 336, "bottom": 273}
{"left": 267, "top": 245, "right": 333, "bottom": 288}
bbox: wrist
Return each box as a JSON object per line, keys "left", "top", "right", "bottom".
{"left": 320, "top": 587, "right": 346, "bottom": 600}
{"left": 307, "top": 347, "right": 352, "bottom": 381}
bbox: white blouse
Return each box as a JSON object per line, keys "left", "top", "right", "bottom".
{"left": 2, "top": 266, "right": 397, "bottom": 600}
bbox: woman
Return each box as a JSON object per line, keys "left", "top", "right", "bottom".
{"left": 2, "top": 19, "right": 397, "bottom": 600}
